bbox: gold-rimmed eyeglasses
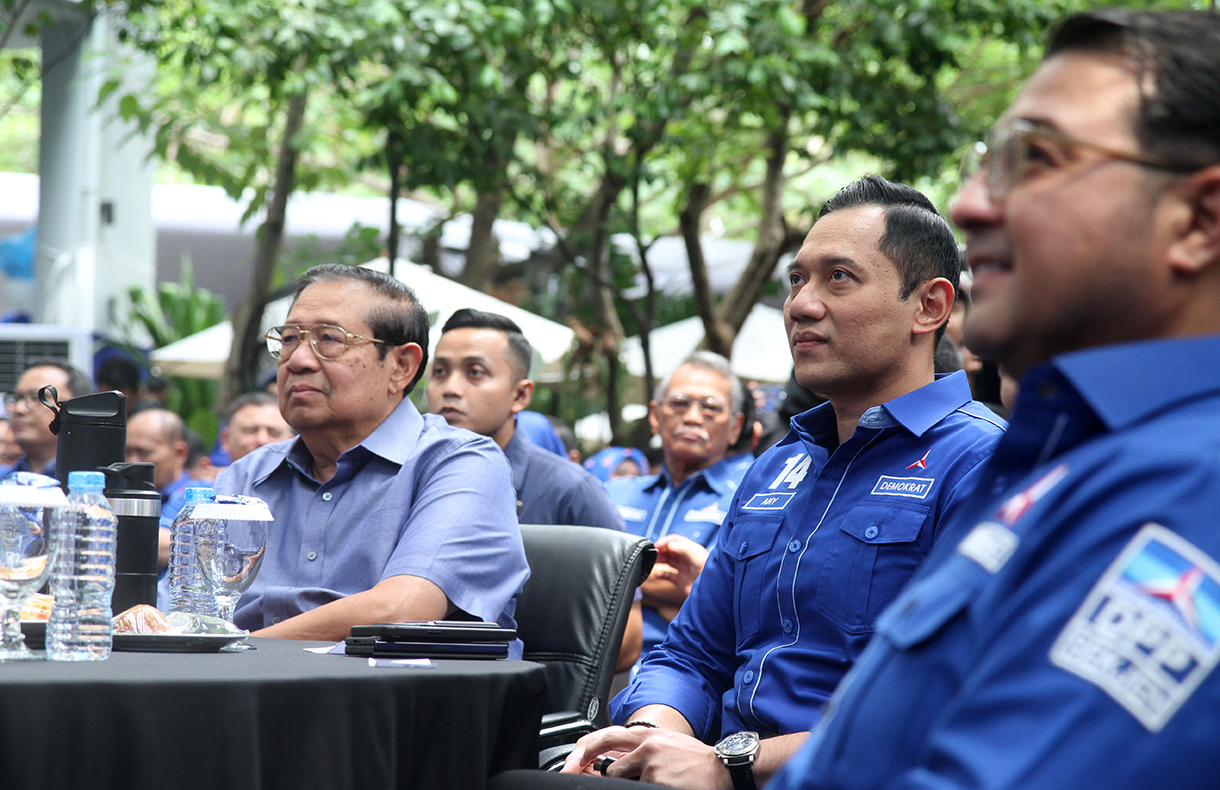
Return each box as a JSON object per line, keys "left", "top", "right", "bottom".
{"left": 264, "top": 324, "right": 389, "bottom": 361}
{"left": 960, "top": 118, "right": 1201, "bottom": 202}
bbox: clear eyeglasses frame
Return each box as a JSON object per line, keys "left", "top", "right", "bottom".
{"left": 960, "top": 118, "right": 1200, "bottom": 202}
{"left": 661, "top": 393, "right": 731, "bottom": 419}
{"left": 264, "top": 324, "right": 389, "bottom": 361}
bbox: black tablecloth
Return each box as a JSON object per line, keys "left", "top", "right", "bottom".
{"left": 0, "top": 637, "right": 547, "bottom": 790}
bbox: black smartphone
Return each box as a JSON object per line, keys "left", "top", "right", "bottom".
{"left": 349, "top": 620, "right": 516, "bottom": 643}
{"left": 344, "top": 636, "right": 509, "bottom": 659}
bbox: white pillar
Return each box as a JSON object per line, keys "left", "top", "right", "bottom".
{"left": 36, "top": 10, "right": 155, "bottom": 335}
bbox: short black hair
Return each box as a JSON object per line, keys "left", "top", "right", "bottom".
{"left": 1046, "top": 9, "right": 1220, "bottom": 171}
{"left": 440, "top": 308, "right": 533, "bottom": 381}
{"left": 819, "top": 175, "right": 960, "bottom": 341}
{"left": 20, "top": 357, "right": 95, "bottom": 401}
{"left": 222, "top": 391, "right": 280, "bottom": 424}
{"left": 291, "top": 264, "right": 430, "bottom": 395}
{"left": 183, "top": 427, "right": 208, "bottom": 467}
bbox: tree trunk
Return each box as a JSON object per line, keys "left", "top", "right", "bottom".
{"left": 220, "top": 87, "right": 308, "bottom": 409}
{"left": 386, "top": 128, "right": 403, "bottom": 276}
{"left": 679, "top": 181, "right": 734, "bottom": 358}
{"left": 459, "top": 186, "right": 504, "bottom": 291}
{"left": 720, "top": 119, "right": 792, "bottom": 335}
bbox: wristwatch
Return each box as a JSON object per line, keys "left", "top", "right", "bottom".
{"left": 714, "top": 731, "right": 760, "bottom": 790}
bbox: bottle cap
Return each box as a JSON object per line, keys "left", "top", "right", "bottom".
{"left": 184, "top": 487, "right": 216, "bottom": 505}
{"left": 67, "top": 470, "right": 106, "bottom": 492}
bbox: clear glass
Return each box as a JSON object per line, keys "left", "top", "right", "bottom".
{"left": 0, "top": 506, "right": 53, "bottom": 661}
{"left": 195, "top": 518, "right": 267, "bottom": 651}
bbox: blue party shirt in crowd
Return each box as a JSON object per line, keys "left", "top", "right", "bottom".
{"left": 605, "top": 455, "right": 747, "bottom": 660}
{"left": 503, "top": 429, "right": 624, "bottom": 531}
{"left": 0, "top": 456, "right": 55, "bottom": 481}
{"left": 612, "top": 371, "right": 1005, "bottom": 740}
{"left": 769, "top": 335, "right": 1220, "bottom": 790}
{"left": 213, "top": 397, "right": 529, "bottom": 655}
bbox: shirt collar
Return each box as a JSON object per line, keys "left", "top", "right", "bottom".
{"left": 791, "top": 370, "right": 974, "bottom": 442}
{"left": 276, "top": 397, "right": 424, "bottom": 481}
{"left": 1042, "top": 334, "right": 1220, "bottom": 430}
{"left": 652, "top": 455, "right": 738, "bottom": 495}
{"left": 503, "top": 428, "right": 529, "bottom": 492}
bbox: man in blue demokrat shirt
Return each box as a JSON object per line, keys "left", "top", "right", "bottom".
{"left": 605, "top": 351, "right": 750, "bottom": 671}
{"left": 215, "top": 265, "right": 529, "bottom": 652}
{"left": 765, "top": 9, "right": 1220, "bottom": 790}
{"left": 558, "top": 175, "right": 1005, "bottom": 788}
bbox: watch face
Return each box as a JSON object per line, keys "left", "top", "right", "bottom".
{"left": 718, "top": 732, "right": 759, "bottom": 757}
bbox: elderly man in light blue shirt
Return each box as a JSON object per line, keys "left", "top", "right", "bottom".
{"left": 214, "top": 264, "right": 528, "bottom": 650}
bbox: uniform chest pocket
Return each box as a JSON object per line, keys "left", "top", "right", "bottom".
{"left": 725, "top": 514, "right": 783, "bottom": 641}
{"left": 814, "top": 505, "right": 933, "bottom": 635}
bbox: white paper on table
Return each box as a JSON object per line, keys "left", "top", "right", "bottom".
{"left": 369, "top": 657, "right": 434, "bottom": 668}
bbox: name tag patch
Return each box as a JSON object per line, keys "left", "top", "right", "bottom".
{"left": 871, "top": 476, "right": 935, "bottom": 499}
{"left": 1049, "top": 524, "right": 1220, "bottom": 732}
{"left": 956, "top": 521, "right": 1020, "bottom": 573}
{"left": 616, "top": 505, "right": 647, "bottom": 522}
{"left": 742, "top": 492, "right": 794, "bottom": 511}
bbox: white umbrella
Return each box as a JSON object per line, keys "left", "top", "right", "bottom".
{"left": 150, "top": 259, "right": 576, "bottom": 379}
{"left": 620, "top": 304, "right": 792, "bottom": 384}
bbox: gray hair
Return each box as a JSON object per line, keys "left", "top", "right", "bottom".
{"left": 653, "top": 351, "right": 745, "bottom": 414}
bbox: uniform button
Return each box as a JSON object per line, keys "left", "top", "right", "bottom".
{"left": 902, "top": 599, "right": 918, "bottom": 616}
{"left": 787, "top": 540, "right": 801, "bottom": 553}
{"left": 1037, "top": 380, "right": 1058, "bottom": 400}
{"left": 743, "top": 670, "right": 754, "bottom": 684}
{"left": 306, "top": 551, "right": 317, "bottom": 561}
{"left": 322, "top": 492, "right": 333, "bottom": 502}
{"left": 739, "top": 541, "right": 748, "bottom": 554}
{"left": 271, "top": 617, "right": 281, "bottom": 624}
{"left": 783, "top": 619, "right": 793, "bottom": 633}
{"left": 864, "top": 525, "right": 879, "bottom": 540}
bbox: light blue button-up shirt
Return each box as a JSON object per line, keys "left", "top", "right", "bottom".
{"left": 214, "top": 397, "right": 529, "bottom": 653}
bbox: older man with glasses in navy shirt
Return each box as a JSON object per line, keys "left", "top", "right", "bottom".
{"left": 214, "top": 264, "right": 528, "bottom": 653}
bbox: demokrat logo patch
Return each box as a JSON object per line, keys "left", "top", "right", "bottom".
{"left": 1050, "top": 524, "right": 1220, "bottom": 733}
{"left": 871, "top": 476, "right": 934, "bottom": 499}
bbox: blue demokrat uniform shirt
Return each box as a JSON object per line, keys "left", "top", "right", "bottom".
{"left": 503, "top": 429, "right": 625, "bottom": 531}
{"left": 606, "top": 455, "right": 748, "bottom": 659}
{"left": 612, "top": 371, "right": 1005, "bottom": 740}
{"left": 769, "top": 335, "right": 1220, "bottom": 790}
{"left": 213, "top": 397, "right": 530, "bottom": 656}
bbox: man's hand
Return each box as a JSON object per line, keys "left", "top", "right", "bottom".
{"left": 645, "top": 534, "right": 710, "bottom": 602}
{"left": 561, "top": 725, "right": 731, "bottom": 789}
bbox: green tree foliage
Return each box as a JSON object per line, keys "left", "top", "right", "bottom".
{"left": 107, "top": 0, "right": 1119, "bottom": 440}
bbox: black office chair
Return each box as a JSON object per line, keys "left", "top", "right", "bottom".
{"left": 515, "top": 524, "right": 656, "bottom": 769}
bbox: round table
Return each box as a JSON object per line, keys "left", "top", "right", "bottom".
{"left": 0, "top": 637, "right": 547, "bottom": 790}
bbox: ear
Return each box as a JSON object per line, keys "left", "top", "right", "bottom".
{"left": 1167, "top": 166, "right": 1220, "bottom": 277}
{"left": 389, "top": 342, "right": 425, "bottom": 395}
{"left": 911, "top": 277, "right": 955, "bottom": 338}
{"left": 648, "top": 400, "right": 661, "bottom": 435}
{"left": 509, "top": 379, "right": 534, "bottom": 415}
{"left": 727, "top": 412, "right": 745, "bottom": 447}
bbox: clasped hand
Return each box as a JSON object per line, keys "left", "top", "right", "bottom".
{"left": 561, "top": 725, "right": 731, "bottom": 789}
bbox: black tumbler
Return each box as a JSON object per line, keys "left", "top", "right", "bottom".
{"left": 45, "top": 389, "right": 128, "bottom": 490}
{"left": 100, "top": 462, "right": 162, "bottom": 615}
{"left": 44, "top": 388, "right": 162, "bottom": 614}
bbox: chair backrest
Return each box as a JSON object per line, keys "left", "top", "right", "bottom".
{"left": 516, "top": 524, "right": 656, "bottom": 727}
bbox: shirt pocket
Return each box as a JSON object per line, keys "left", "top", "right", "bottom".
{"left": 814, "top": 505, "right": 932, "bottom": 635}
{"left": 725, "top": 514, "right": 783, "bottom": 642}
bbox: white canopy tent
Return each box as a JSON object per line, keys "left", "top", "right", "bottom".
{"left": 150, "top": 259, "right": 576, "bottom": 379}
{"left": 619, "top": 303, "right": 792, "bottom": 385}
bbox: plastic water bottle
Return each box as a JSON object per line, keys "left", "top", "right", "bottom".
{"left": 167, "top": 487, "right": 220, "bottom": 616}
{"left": 47, "top": 470, "right": 118, "bottom": 661}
